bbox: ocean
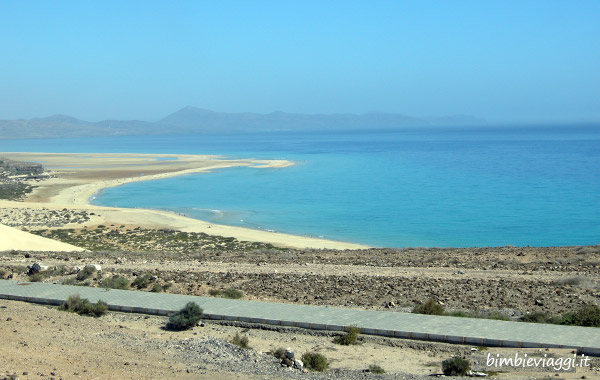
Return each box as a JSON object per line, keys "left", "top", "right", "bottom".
{"left": 2, "top": 125, "right": 599, "bottom": 248}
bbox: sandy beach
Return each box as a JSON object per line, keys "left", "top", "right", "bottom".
{"left": 0, "top": 152, "right": 368, "bottom": 251}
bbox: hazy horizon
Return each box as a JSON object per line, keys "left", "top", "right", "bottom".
{"left": 1, "top": 1, "right": 599, "bottom": 125}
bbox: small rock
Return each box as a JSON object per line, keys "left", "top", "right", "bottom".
{"left": 294, "top": 359, "right": 304, "bottom": 370}
{"left": 284, "top": 349, "right": 295, "bottom": 360}
{"left": 534, "top": 299, "right": 544, "bottom": 306}
{"left": 29, "top": 262, "right": 48, "bottom": 274}
{"left": 89, "top": 264, "right": 102, "bottom": 271}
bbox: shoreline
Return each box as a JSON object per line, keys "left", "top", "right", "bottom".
{"left": 0, "top": 152, "right": 370, "bottom": 250}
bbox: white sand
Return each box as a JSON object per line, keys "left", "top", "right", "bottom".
{"left": 0, "top": 223, "right": 85, "bottom": 252}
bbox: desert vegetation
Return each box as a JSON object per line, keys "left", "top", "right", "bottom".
{"left": 333, "top": 326, "right": 361, "bottom": 345}
{"left": 58, "top": 294, "right": 108, "bottom": 317}
{"left": 230, "top": 333, "right": 250, "bottom": 349}
{"left": 166, "top": 302, "right": 203, "bottom": 331}
{"left": 441, "top": 356, "right": 470, "bottom": 376}
{"left": 301, "top": 352, "right": 329, "bottom": 372}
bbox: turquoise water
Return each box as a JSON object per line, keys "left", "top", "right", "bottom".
{"left": 2, "top": 126, "right": 599, "bottom": 247}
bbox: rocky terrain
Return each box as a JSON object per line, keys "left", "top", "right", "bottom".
{"left": 0, "top": 225, "right": 599, "bottom": 317}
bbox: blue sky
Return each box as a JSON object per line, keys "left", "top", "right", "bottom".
{"left": 0, "top": 1, "right": 598, "bottom": 123}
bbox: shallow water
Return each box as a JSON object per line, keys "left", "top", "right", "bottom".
{"left": 2, "top": 125, "right": 599, "bottom": 247}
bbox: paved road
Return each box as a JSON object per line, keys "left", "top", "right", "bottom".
{"left": 1, "top": 279, "right": 598, "bottom": 356}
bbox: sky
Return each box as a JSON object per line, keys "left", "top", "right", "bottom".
{"left": 0, "top": 1, "right": 598, "bottom": 123}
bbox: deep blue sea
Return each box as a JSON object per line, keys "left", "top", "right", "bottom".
{"left": 2, "top": 125, "right": 599, "bottom": 248}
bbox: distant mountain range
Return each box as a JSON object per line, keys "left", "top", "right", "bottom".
{"left": 0, "top": 106, "right": 486, "bottom": 139}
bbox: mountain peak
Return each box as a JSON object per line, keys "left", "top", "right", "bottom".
{"left": 180, "top": 106, "right": 217, "bottom": 114}
{"left": 34, "top": 114, "right": 82, "bottom": 123}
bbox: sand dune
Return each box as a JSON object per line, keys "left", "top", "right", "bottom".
{"left": 0, "top": 223, "right": 85, "bottom": 252}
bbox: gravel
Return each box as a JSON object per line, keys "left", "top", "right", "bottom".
{"left": 166, "top": 336, "right": 431, "bottom": 380}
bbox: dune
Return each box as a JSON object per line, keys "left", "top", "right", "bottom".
{"left": 0, "top": 223, "right": 85, "bottom": 252}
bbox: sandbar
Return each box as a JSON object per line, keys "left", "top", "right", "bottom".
{"left": 0, "top": 152, "right": 369, "bottom": 250}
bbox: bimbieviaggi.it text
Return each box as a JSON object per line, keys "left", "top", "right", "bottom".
{"left": 486, "top": 352, "right": 591, "bottom": 371}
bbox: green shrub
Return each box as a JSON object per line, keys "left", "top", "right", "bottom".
{"left": 59, "top": 295, "right": 108, "bottom": 317}
{"left": 560, "top": 304, "right": 600, "bottom": 327}
{"left": 101, "top": 275, "right": 130, "bottom": 290}
{"left": 88, "top": 300, "right": 109, "bottom": 316}
{"left": 521, "top": 311, "right": 555, "bottom": 324}
{"left": 521, "top": 305, "right": 600, "bottom": 327}
{"left": 28, "top": 273, "right": 44, "bottom": 282}
{"left": 446, "top": 310, "right": 471, "bottom": 318}
{"left": 209, "top": 288, "right": 244, "bottom": 299}
{"left": 413, "top": 299, "right": 445, "bottom": 315}
{"left": 369, "top": 364, "right": 385, "bottom": 374}
{"left": 12, "top": 265, "right": 28, "bottom": 273}
{"left": 333, "top": 326, "right": 361, "bottom": 345}
{"left": 76, "top": 265, "right": 97, "bottom": 281}
{"left": 131, "top": 274, "right": 152, "bottom": 289}
{"left": 301, "top": 352, "right": 329, "bottom": 372}
{"left": 150, "top": 283, "right": 162, "bottom": 292}
{"left": 45, "top": 265, "right": 68, "bottom": 277}
{"left": 59, "top": 294, "right": 84, "bottom": 311}
{"left": 222, "top": 288, "right": 243, "bottom": 299}
{"left": 230, "top": 333, "right": 250, "bottom": 349}
{"left": 62, "top": 277, "right": 79, "bottom": 286}
{"left": 271, "top": 347, "right": 286, "bottom": 359}
{"left": 166, "top": 302, "right": 203, "bottom": 331}
{"left": 442, "top": 356, "right": 471, "bottom": 376}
